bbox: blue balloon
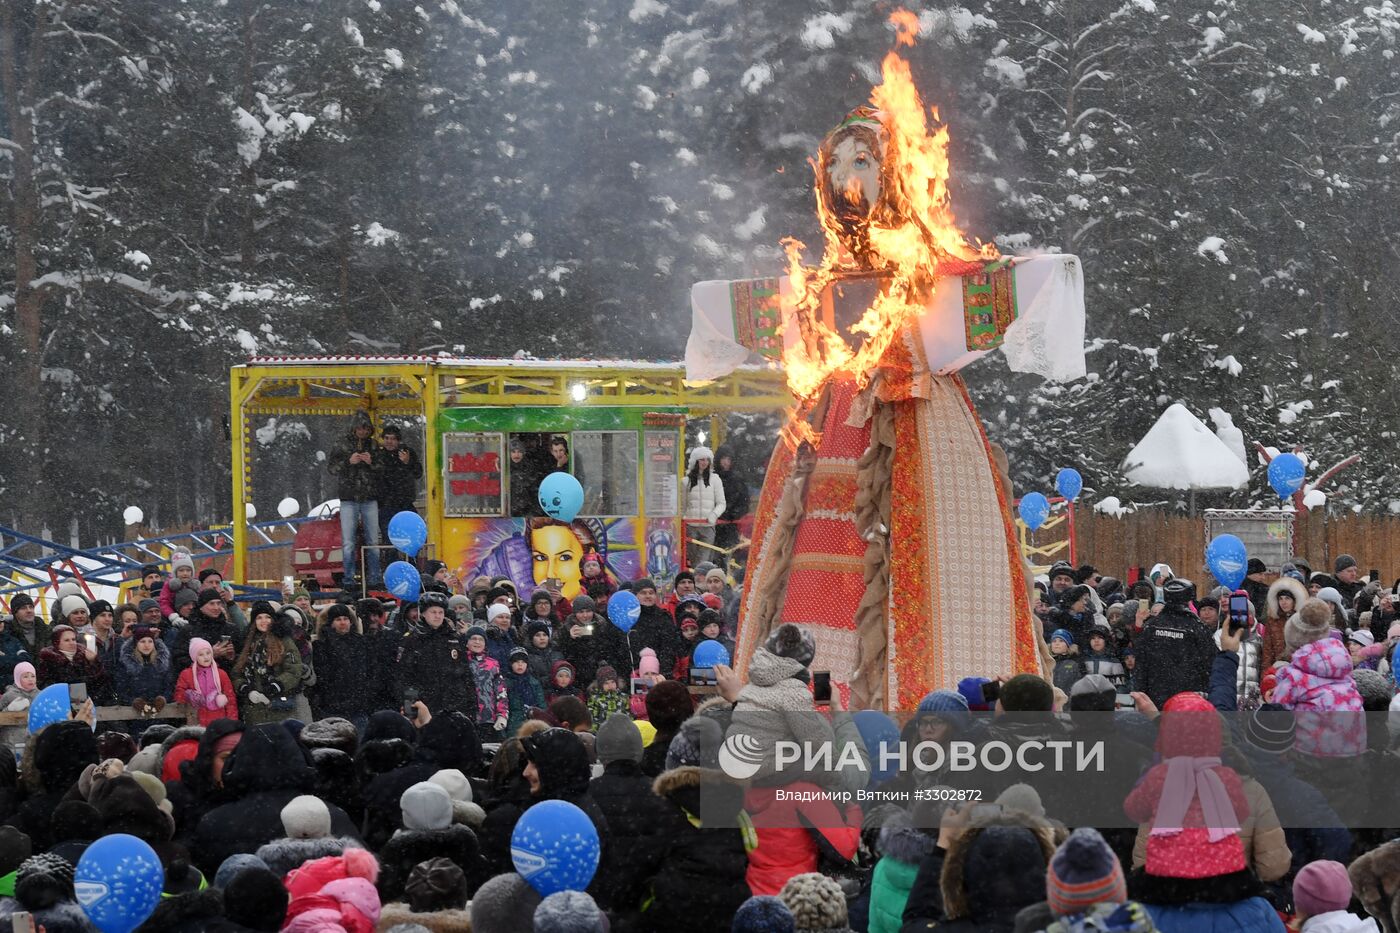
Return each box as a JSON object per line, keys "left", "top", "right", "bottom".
{"left": 692, "top": 639, "right": 731, "bottom": 669}
{"left": 1268, "top": 453, "right": 1307, "bottom": 499}
{"left": 1018, "top": 492, "right": 1050, "bottom": 532}
{"left": 538, "top": 472, "right": 585, "bottom": 523}
{"left": 511, "top": 799, "right": 600, "bottom": 897}
{"left": 1206, "top": 533, "right": 1249, "bottom": 591}
{"left": 75, "top": 833, "right": 164, "bottom": 933}
{"left": 29, "top": 682, "right": 93, "bottom": 734}
{"left": 384, "top": 560, "right": 421, "bottom": 602}
{"left": 1055, "top": 468, "right": 1084, "bottom": 501}
{"left": 608, "top": 590, "right": 641, "bottom": 633}
{"left": 853, "top": 710, "right": 901, "bottom": 785}
{"left": 387, "top": 510, "right": 429, "bottom": 557}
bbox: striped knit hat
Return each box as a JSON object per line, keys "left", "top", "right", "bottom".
{"left": 1046, "top": 828, "right": 1127, "bottom": 917}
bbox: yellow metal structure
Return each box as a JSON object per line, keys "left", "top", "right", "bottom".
{"left": 230, "top": 357, "right": 789, "bottom": 581}
{"left": 1016, "top": 512, "right": 1073, "bottom": 575}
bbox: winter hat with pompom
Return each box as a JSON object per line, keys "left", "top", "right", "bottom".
{"left": 1285, "top": 598, "right": 1335, "bottom": 650}
{"left": 778, "top": 872, "right": 849, "bottom": 933}
{"left": 637, "top": 647, "right": 660, "bottom": 676}
{"left": 765, "top": 623, "right": 817, "bottom": 669}
{"left": 188, "top": 637, "right": 213, "bottom": 663}
{"left": 1046, "top": 828, "right": 1127, "bottom": 917}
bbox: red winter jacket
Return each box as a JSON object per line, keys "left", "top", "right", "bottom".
{"left": 744, "top": 783, "right": 861, "bottom": 895}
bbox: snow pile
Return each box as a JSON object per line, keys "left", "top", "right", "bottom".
{"left": 1196, "top": 236, "right": 1229, "bottom": 263}
{"left": 1302, "top": 488, "right": 1327, "bottom": 509}
{"left": 124, "top": 250, "right": 152, "bottom": 269}
{"left": 1120, "top": 403, "right": 1250, "bottom": 490}
{"left": 1094, "top": 496, "right": 1130, "bottom": 518}
{"left": 1202, "top": 26, "right": 1226, "bottom": 53}
{"left": 1207, "top": 407, "right": 1248, "bottom": 464}
{"left": 985, "top": 57, "right": 1027, "bottom": 88}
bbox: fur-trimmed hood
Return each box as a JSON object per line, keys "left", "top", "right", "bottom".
{"left": 254, "top": 835, "right": 361, "bottom": 878}
{"left": 941, "top": 819, "right": 1057, "bottom": 921}
{"left": 1267, "top": 576, "right": 1308, "bottom": 621}
{"left": 119, "top": 634, "right": 171, "bottom": 673}
{"left": 652, "top": 765, "right": 746, "bottom": 825}
{"left": 377, "top": 903, "right": 474, "bottom": 932}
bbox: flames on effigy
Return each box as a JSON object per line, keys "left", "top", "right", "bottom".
{"left": 781, "top": 9, "right": 998, "bottom": 406}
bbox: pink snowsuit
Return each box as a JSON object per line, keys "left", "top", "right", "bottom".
{"left": 1271, "top": 638, "right": 1365, "bottom": 757}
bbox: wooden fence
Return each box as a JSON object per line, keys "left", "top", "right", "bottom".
{"left": 1071, "top": 510, "right": 1400, "bottom": 586}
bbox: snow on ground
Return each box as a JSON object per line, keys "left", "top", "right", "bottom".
{"left": 1094, "top": 496, "right": 1131, "bottom": 517}
{"left": 1120, "top": 403, "right": 1250, "bottom": 490}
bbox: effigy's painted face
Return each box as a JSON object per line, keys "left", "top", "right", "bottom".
{"left": 828, "top": 135, "right": 882, "bottom": 216}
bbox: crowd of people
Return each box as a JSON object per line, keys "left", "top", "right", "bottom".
{"left": 0, "top": 548, "right": 1397, "bottom": 932}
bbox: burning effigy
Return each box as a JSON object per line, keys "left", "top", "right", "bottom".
{"left": 685, "top": 13, "right": 1088, "bottom": 709}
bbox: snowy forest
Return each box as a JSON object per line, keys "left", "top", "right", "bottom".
{"left": 2, "top": 0, "right": 1399, "bottom": 541}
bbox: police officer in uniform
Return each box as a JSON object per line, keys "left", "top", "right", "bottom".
{"left": 395, "top": 592, "right": 478, "bottom": 717}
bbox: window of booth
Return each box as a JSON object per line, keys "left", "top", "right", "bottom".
{"left": 507, "top": 432, "right": 563, "bottom": 518}
{"left": 443, "top": 432, "right": 504, "bottom": 517}
{"left": 572, "top": 430, "right": 639, "bottom": 518}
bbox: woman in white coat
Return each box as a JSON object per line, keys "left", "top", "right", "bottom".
{"left": 684, "top": 446, "right": 726, "bottom": 569}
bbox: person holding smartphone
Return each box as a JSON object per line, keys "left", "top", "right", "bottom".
{"left": 35, "top": 624, "right": 107, "bottom": 698}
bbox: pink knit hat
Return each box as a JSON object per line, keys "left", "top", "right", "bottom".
{"left": 638, "top": 647, "right": 660, "bottom": 676}
{"left": 12, "top": 661, "right": 34, "bottom": 688}
{"left": 188, "top": 637, "right": 213, "bottom": 664}
{"left": 1294, "top": 860, "right": 1351, "bottom": 917}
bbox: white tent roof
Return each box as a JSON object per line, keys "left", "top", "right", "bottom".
{"left": 1121, "top": 403, "right": 1250, "bottom": 491}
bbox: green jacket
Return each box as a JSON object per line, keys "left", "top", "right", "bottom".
{"left": 869, "top": 854, "right": 920, "bottom": 933}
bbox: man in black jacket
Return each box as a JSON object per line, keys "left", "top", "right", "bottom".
{"left": 328, "top": 410, "right": 384, "bottom": 586}
{"left": 376, "top": 424, "right": 422, "bottom": 558}
{"left": 396, "top": 593, "right": 478, "bottom": 718}
{"left": 589, "top": 715, "right": 671, "bottom": 911}
{"left": 1134, "top": 577, "right": 1215, "bottom": 708}
{"left": 629, "top": 579, "right": 684, "bottom": 676}
{"left": 713, "top": 447, "right": 749, "bottom": 570}
{"left": 170, "top": 589, "right": 243, "bottom": 674}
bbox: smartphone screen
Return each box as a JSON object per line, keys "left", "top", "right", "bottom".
{"left": 1114, "top": 693, "right": 1135, "bottom": 708}
{"left": 1228, "top": 592, "right": 1251, "bottom": 633}
{"left": 68, "top": 682, "right": 88, "bottom": 710}
{"left": 812, "top": 670, "right": 831, "bottom": 704}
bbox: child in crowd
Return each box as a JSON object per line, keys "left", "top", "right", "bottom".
{"left": 586, "top": 664, "right": 629, "bottom": 730}
{"left": 696, "top": 609, "right": 735, "bottom": 661}
{"left": 523, "top": 621, "right": 564, "bottom": 682}
{"left": 175, "top": 637, "right": 238, "bottom": 725}
{"left": 1274, "top": 597, "right": 1366, "bottom": 758}
{"left": 117, "top": 625, "right": 173, "bottom": 712}
{"left": 545, "top": 659, "right": 583, "bottom": 705}
{"left": 1049, "top": 629, "right": 1084, "bottom": 693}
{"left": 1081, "top": 626, "right": 1126, "bottom": 691}
{"left": 675, "top": 616, "right": 700, "bottom": 681}
{"left": 463, "top": 626, "right": 508, "bottom": 742}
{"left": 1292, "top": 860, "right": 1377, "bottom": 932}
{"left": 157, "top": 548, "right": 197, "bottom": 622}
{"left": 579, "top": 550, "right": 615, "bottom": 600}
{"left": 2, "top": 661, "right": 37, "bottom": 711}
{"left": 503, "top": 647, "right": 545, "bottom": 737}
{"left": 630, "top": 647, "right": 664, "bottom": 719}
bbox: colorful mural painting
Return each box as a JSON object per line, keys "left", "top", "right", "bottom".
{"left": 444, "top": 516, "right": 643, "bottom": 600}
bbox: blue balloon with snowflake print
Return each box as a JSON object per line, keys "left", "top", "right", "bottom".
{"left": 29, "top": 682, "right": 94, "bottom": 733}
{"left": 75, "top": 833, "right": 165, "bottom": 933}
{"left": 511, "top": 799, "right": 601, "bottom": 897}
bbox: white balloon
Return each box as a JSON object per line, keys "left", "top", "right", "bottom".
{"left": 277, "top": 497, "right": 300, "bottom": 518}
{"left": 123, "top": 506, "right": 144, "bottom": 526}
{"left": 245, "top": 502, "right": 257, "bottom": 520}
